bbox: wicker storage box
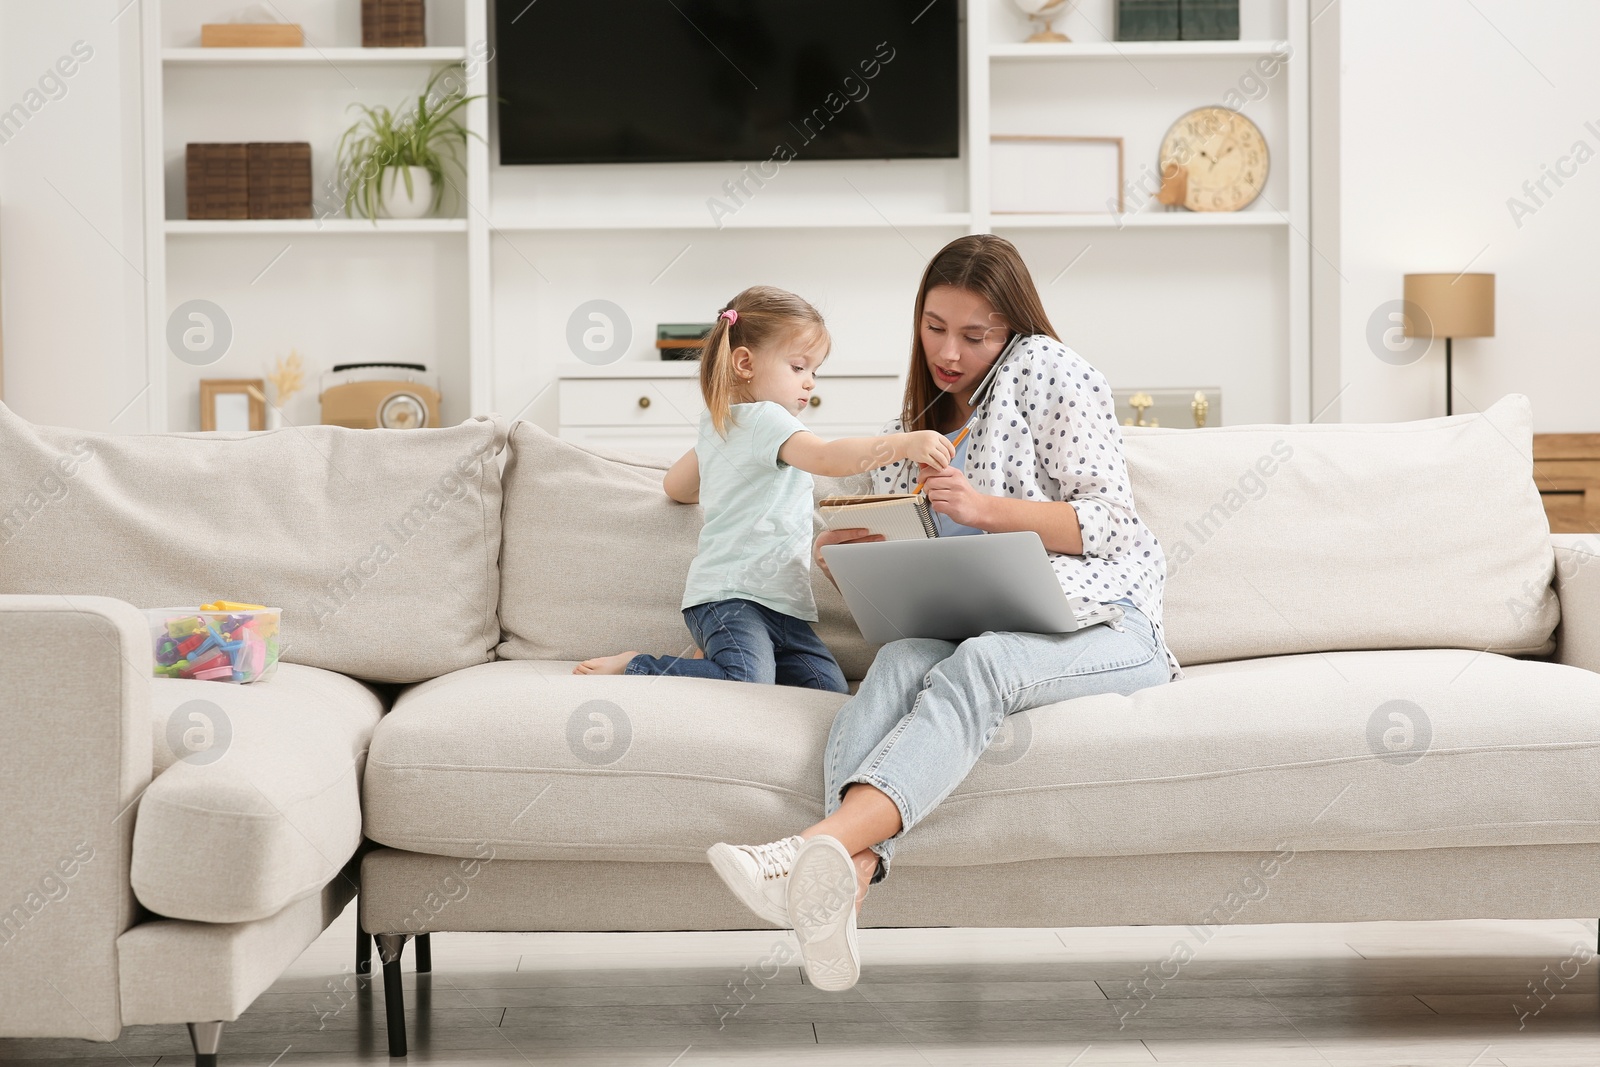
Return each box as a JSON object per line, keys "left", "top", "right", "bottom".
{"left": 185, "top": 143, "right": 249, "bottom": 220}
{"left": 362, "top": 0, "right": 426, "bottom": 47}
{"left": 247, "top": 142, "right": 313, "bottom": 219}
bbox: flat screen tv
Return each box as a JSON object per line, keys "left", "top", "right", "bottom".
{"left": 493, "top": 0, "right": 961, "bottom": 165}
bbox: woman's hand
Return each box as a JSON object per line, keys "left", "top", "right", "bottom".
{"left": 921, "top": 467, "right": 992, "bottom": 529}
{"left": 814, "top": 527, "right": 885, "bottom": 585}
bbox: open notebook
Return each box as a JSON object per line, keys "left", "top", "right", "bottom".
{"left": 817, "top": 493, "right": 940, "bottom": 540}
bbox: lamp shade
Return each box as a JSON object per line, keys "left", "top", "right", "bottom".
{"left": 1403, "top": 273, "right": 1495, "bottom": 338}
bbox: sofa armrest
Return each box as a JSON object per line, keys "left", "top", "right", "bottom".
{"left": 1553, "top": 534, "right": 1600, "bottom": 675}
{"left": 0, "top": 595, "right": 151, "bottom": 1039}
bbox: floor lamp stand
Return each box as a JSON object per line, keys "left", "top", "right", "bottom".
{"left": 1444, "top": 336, "right": 1453, "bottom": 416}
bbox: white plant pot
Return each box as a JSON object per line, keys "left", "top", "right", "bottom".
{"left": 378, "top": 166, "right": 434, "bottom": 219}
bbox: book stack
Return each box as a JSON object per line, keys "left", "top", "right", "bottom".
{"left": 656, "top": 323, "right": 715, "bottom": 361}
{"left": 1179, "top": 0, "right": 1241, "bottom": 40}
{"left": 186, "top": 143, "right": 312, "bottom": 220}
{"left": 362, "top": 0, "right": 427, "bottom": 47}
{"left": 1115, "top": 0, "right": 1239, "bottom": 41}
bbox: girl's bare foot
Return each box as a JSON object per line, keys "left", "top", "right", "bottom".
{"left": 573, "top": 652, "right": 639, "bottom": 675}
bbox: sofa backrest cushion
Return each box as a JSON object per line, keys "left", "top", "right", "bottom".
{"left": 496, "top": 423, "right": 879, "bottom": 679}
{"left": 0, "top": 405, "right": 506, "bottom": 684}
{"left": 1122, "top": 394, "right": 1559, "bottom": 667}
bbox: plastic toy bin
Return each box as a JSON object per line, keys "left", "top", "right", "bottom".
{"left": 146, "top": 607, "right": 281, "bottom": 683}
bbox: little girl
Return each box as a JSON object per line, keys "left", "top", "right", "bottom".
{"left": 574, "top": 285, "right": 953, "bottom": 692}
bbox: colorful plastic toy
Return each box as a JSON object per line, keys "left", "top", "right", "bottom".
{"left": 147, "top": 605, "right": 281, "bottom": 684}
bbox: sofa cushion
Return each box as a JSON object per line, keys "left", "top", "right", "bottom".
{"left": 131, "top": 664, "right": 384, "bottom": 923}
{"left": 496, "top": 423, "right": 877, "bottom": 679}
{"left": 360, "top": 652, "right": 1600, "bottom": 865}
{"left": 1122, "top": 394, "right": 1559, "bottom": 667}
{"left": 0, "top": 404, "right": 505, "bottom": 683}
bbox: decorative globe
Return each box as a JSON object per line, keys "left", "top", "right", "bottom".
{"left": 1011, "top": 0, "right": 1073, "bottom": 42}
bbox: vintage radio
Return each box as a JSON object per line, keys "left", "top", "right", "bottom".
{"left": 319, "top": 363, "right": 441, "bottom": 429}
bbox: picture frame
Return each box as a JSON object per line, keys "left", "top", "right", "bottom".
{"left": 991, "top": 135, "right": 1126, "bottom": 215}
{"left": 200, "top": 378, "right": 267, "bottom": 432}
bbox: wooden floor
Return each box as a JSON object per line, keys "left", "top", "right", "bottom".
{"left": 4, "top": 909, "right": 1598, "bottom": 1065}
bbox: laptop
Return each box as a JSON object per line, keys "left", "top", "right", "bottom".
{"left": 820, "top": 531, "right": 1125, "bottom": 643}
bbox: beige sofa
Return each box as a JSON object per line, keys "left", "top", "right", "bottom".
{"left": 3, "top": 394, "right": 1598, "bottom": 1063}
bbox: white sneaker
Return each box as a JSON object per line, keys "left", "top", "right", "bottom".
{"left": 707, "top": 836, "right": 803, "bottom": 928}
{"left": 786, "top": 835, "right": 861, "bottom": 991}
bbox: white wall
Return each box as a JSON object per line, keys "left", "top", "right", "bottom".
{"left": 1336, "top": 0, "right": 1599, "bottom": 429}
{"left": 0, "top": 1, "right": 148, "bottom": 432}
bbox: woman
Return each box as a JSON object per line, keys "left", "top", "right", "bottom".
{"left": 706, "top": 235, "right": 1181, "bottom": 991}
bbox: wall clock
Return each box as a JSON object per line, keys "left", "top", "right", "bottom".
{"left": 1158, "top": 106, "right": 1269, "bottom": 212}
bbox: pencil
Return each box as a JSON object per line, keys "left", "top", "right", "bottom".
{"left": 912, "top": 424, "right": 972, "bottom": 494}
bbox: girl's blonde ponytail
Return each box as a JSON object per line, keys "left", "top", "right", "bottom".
{"left": 700, "top": 314, "right": 737, "bottom": 435}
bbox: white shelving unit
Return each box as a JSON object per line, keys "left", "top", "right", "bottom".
{"left": 140, "top": 0, "right": 490, "bottom": 432}
{"left": 140, "top": 0, "right": 1310, "bottom": 433}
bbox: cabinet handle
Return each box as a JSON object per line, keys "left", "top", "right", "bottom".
{"left": 808, "top": 396, "right": 821, "bottom": 408}
{"left": 638, "top": 396, "right": 651, "bottom": 409}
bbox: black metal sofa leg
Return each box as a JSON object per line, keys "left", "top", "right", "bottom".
{"left": 415, "top": 932, "right": 431, "bottom": 973}
{"left": 357, "top": 925, "right": 373, "bottom": 977}
{"left": 376, "top": 933, "right": 410, "bottom": 1057}
{"left": 187, "top": 1021, "right": 223, "bottom": 1067}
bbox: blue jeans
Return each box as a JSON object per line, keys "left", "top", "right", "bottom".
{"left": 823, "top": 602, "right": 1170, "bottom": 882}
{"left": 625, "top": 598, "right": 849, "bottom": 694}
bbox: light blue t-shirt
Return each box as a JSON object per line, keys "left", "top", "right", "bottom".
{"left": 682, "top": 401, "right": 818, "bottom": 621}
{"left": 932, "top": 427, "right": 984, "bottom": 538}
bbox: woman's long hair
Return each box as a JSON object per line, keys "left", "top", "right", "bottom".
{"left": 901, "top": 235, "right": 1059, "bottom": 432}
{"left": 701, "top": 285, "right": 829, "bottom": 436}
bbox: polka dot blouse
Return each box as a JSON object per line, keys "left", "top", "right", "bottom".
{"left": 872, "top": 334, "right": 1183, "bottom": 681}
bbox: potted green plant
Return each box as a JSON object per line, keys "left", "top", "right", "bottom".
{"left": 336, "top": 66, "right": 483, "bottom": 221}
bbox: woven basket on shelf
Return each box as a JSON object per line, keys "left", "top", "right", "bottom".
{"left": 247, "top": 142, "right": 313, "bottom": 219}
{"left": 186, "top": 142, "right": 312, "bottom": 219}
{"left": 362, "top": 0, "right": 426, "bottom": 47}
{"left": 185, "top": 144, "right": 249, "bottom": 220}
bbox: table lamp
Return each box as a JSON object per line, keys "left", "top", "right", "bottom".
{"left": 1402, "top": 273, "right": 1495, "bottom": 416}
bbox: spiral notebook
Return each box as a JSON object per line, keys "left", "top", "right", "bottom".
{"left": 817, "top": 493, "right": 940, "bottom": 540}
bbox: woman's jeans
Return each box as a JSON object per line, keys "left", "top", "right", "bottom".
{"left": 824, "top": 604, "right": 1170, "bottom": 882}
{"left": 625, "top": 598, "right": 849, "bottom": 694}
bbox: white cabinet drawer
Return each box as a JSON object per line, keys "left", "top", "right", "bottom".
{"left": 560, "top": 379, "right": 705, "bottom": 428}
{"left": 558, "top": 375, "right": 902, "bottom": 429}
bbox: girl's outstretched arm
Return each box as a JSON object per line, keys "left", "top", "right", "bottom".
{"left": 664, "top": 448, "right": 699, "bottom": 503}
{"left": 779, "top": 429, "right": 954, "bottom": 480}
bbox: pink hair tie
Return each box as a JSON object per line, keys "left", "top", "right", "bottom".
{"left": 720, "top": 309, "right": 738, "bottom": 324}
